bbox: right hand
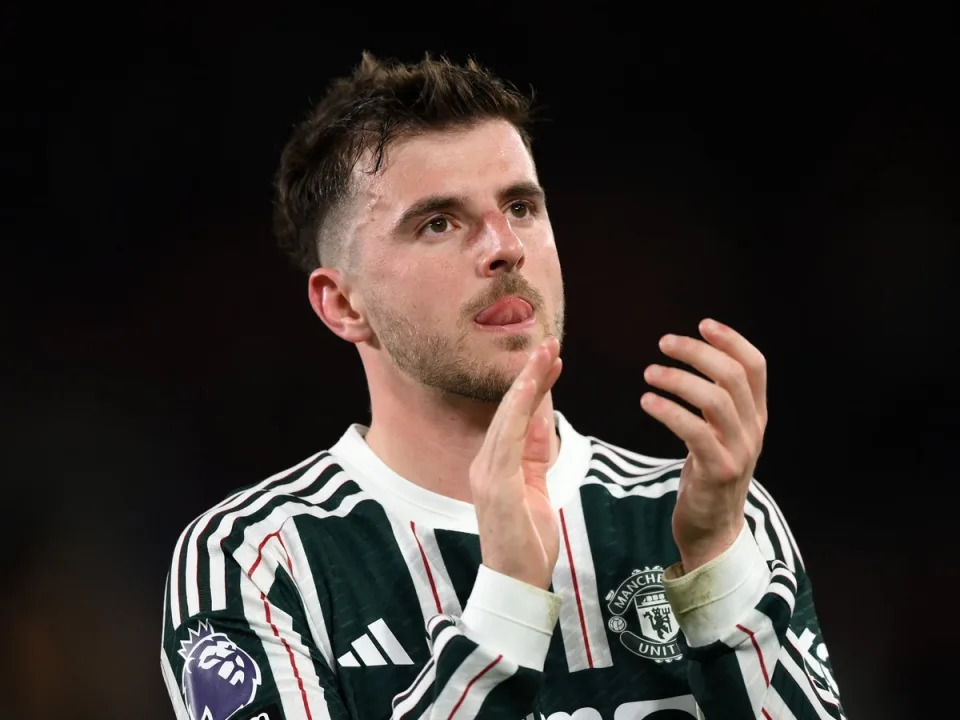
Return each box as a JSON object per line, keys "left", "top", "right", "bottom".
{"left": 469, "top": 336, "right": 564, "bottom": 590}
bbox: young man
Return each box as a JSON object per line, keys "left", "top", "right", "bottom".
{"left": 161, "top": 53, "right": 845, "bottom": 720}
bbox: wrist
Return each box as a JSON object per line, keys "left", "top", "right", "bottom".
{"left": 478, "top": 539, "right": 553, "bottom": 590}
{"left": 676, "top": 518, "right": 744, "bottom": 573}
{"left": 663, "top": 525, "right": 770, "bottom": 647}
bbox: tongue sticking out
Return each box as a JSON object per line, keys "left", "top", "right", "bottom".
{"left": 475, "top": 297, "right": 534, "bottom": 326}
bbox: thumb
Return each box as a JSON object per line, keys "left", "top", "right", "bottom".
{"left": 522, "top": 414, "right": 551, "bottom": 495}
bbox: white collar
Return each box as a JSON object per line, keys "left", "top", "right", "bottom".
{"left": 329, "top": 410, "right": 591, "bottom": 533}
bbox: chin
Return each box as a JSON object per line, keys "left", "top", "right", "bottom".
{"left": 486, "top": 331, "right": 538, "bottom": 354}
{"left": 493, "top": 345, "right": 536, "bottom": 381}
{"left": 467, "top": 320, "right": 550, "bottom": 364}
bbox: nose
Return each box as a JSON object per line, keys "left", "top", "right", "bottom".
{"left": 476, "top": 211, "right": 525, "bottom": 276}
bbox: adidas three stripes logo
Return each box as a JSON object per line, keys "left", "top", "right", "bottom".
{"left": 337, "top": 618, "right": 414, "bottom": 667}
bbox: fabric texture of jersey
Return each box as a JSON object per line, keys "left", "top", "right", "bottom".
{"left": 162, "top": 411, "right": 846, "bottom": 720}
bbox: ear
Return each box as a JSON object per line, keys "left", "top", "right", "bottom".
{"left": 308, "top": 267, "right": 372, "bottom": 344}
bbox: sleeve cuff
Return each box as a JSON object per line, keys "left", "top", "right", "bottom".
{"left": 458, "top": 564, "right": 562, "bottom": 671}
{"left": 662, "top": 524, "right": 770, "bottom": 647}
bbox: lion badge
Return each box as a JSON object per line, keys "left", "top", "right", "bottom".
{"left": 178, "top": 620, "right": 262, "bottom": 720}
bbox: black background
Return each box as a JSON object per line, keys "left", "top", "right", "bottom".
{"left": 4, "top": 2, "right": 957, "bottom": 718}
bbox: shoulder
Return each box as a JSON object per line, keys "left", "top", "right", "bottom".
{"left": 744, "top": 476, "right": 805, "bottom": 571}
{"left": 563, "top": 418, "right": 804, "bottom": 570}
{"left": 583, "top": 436, "right": 803, "bottom": 569}
{"left": 581, "top": 431, "right": 686, "bottom": 498}
{"left": 558, "top": 410, "right": 684, "bottom": 477}
{"left": 588, "top": 433, "right": 684, "bottom": 472}
{"left": 168, "top": 449, "right": 348, "bottom": 565}
{"left": 163, "top": 449, "right": 351, "bottom": 631}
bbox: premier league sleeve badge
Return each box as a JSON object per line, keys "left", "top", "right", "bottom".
{"left": 178, "top": 620, "right": 263, "bottom": 720}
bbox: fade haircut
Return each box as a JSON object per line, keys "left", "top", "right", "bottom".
{"left": 272, "top": 51, "right": 536, "bottom": 273}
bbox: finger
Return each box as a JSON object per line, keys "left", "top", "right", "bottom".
{"left": 483, "top": 336, "right": 556, "bottom": 439}
{"left": 640, "top": 391, "right": 726, "bottom": 467}
{"left": 697, "top": 319, "right": 768, "bottom": 426}
{"left": 529, "top": 355, "right": 563, "bottom": 448}
{"left": 535, "top": 356, "right": 563, "bottom": 410}
{"left": 521, "top": 413, "right": 552, "bottom": 496}
{"left": 643, "top": 363, "right": 746, "bottom": 453}
{"left": 481, "top": 338, "right": 560, "bottom": 476}
{"left": 507, "top": 338, "right": 560, "bottom": 433}
{"left": 523, "top": 413, "right": 551, "bottom": 464}
{"left": 513, "top": 336, "right": 561, "bottom": 406}
{"left": 500, "top": 344, "right": 561, "bottom": 453}
{"left": 657, "top": 332, "right": 759, "bottom": 431}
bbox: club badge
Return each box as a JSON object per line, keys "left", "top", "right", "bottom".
{"left": 605, "top": 567, "right": 682, "bottom": 663}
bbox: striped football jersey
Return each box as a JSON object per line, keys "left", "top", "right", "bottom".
{"left": 162, "top": 411, "right": 845, "bottom": 720}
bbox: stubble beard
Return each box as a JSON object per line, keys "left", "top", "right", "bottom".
{"left": 371, "top": 301, "right": 565, "bottom": 404}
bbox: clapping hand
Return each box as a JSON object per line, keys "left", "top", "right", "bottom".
{"left": 470, "top": 336, "right": 563, "bottom": 589}
{"left": 641, "top": 319, "right": 768, "bottom": 571}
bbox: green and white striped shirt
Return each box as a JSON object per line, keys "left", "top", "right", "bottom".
{"left": 162, "top": 411, "right": 845, "bottom": 720}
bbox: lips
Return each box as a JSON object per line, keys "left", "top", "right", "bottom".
{"left": 474, "top": 296, "right": 534, "bottom": 325}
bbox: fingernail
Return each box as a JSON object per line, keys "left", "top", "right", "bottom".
{"left": 700, "top": 318, "right": 719, "bottom": 332}
{"left": 659, "top": 334, "right": 676, "bottom": 349}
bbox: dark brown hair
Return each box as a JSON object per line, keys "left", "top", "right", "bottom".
{"left": 272, "top": 51, "right": 536, "bottom": 273}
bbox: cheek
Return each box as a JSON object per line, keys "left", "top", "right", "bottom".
{"left": 534, "top": 244, "right": 564, "bottom": 299}
{"left": 380, "top": 259, "right": 461, "bottom": 318}
{"left": 530, "top": 224, "right": 561, "bottom": 277}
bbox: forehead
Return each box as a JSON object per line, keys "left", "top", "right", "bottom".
{"left": 357, "top": 119, "right": 538, "bottom": 209}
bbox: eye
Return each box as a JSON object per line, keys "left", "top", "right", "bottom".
{"left": 507, "top": 201, "right": 532, "bottom": 219}
{"left": 422, "top": 216, "right": 451, "bottom": 235}
{"left": 509, "top": 202, "right": 528, "bottom": 218}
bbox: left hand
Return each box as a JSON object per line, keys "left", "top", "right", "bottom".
{"left": 641, "top": 318, "right": 768, "bottom": 572}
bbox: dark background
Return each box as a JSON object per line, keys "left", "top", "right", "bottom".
{"left": 3, "top": 3, "right": 956, "bottom": 718}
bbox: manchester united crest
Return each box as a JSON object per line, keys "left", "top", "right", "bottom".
{"left": 605, "top": 567, "right": 682, "bottom": 663}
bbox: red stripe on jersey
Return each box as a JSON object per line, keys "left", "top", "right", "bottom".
{"left": 737, "top": 623, "right": 770, "bottom": 686}
{"left": 560, "top": 509, "right": 593, "bottom": 668}
{"left": 248, "top": 529, "right": 283, "bottom": 575}
{"left": 411, "top": 521, "right": 443, "bottom": 614}
{"left": 262, "top": 592, "right": 313, "bottom": 720}
{"left": 447, "top": 654, "right": 502, "bottom": 719}
{"left": 277, "top": 534, "right": 294, "bottom": 573}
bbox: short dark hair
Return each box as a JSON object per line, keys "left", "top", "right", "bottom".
{"left": 272, "top": 52, "right": 536, "bottom": 273}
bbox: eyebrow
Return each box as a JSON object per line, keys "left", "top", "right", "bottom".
{"left": 394, "top": 181, "right": 547, "bottom": 233}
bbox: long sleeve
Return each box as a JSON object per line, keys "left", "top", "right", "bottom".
{"left": 162, "top": 534, "right": 560, "bottom": 719}
{"left": 663, "top": 480, "right": 846, "bottom": 720}
{"left": 392, "top": 565, "right": 561, "bottom": 717}
{"left": 161, "top": 561, "right": 351, "bottom": 720}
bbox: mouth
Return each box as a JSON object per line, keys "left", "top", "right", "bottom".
{"left": 473, "top": 295, "right": 536, "bottom": 331}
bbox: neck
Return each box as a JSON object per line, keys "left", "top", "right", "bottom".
{"left": 362, "top": 372, "right": 560, "bottom": 503}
